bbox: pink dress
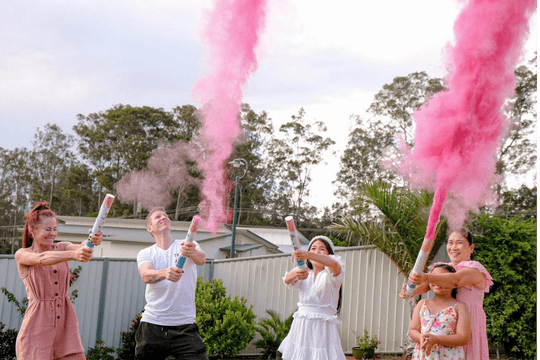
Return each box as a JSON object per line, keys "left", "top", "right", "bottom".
{"left": 412, "top": 301, "right": 465, "bottom": 360}
{"left": 16, "top": 242, "right": 85, "bottom": 360}
{"left": 455, "top": 261, "right": 492, "bottom": 360}
{"left": 430, "top": 261, "right": 493, "bottom": 360}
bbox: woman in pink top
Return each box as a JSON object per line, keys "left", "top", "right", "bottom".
{"left": 401, "top": 228, "right": 493, "bottom": 360}
{"left": 14, "top": 202, "right": 103, "bottom": 360}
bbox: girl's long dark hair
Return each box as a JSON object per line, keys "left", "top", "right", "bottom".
{"left": 306, "top": 237, "right": 343, "bottom": 313}
{"left": 23, "top": 202, "right": 58, "bottom": 248}
{"left": 431, "top": 263, "right": 458, "bottom": 298}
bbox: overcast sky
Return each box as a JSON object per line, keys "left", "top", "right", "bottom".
{"left": 1, "top": 0, "right": 536, "bottom": 209}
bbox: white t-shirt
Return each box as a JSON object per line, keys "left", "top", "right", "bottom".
{"left": 137, "top": 239, "right": 201, "bottom": 326}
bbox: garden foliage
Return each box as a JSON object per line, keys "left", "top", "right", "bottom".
{"left": 0, "top": 322, "right": 17, "bottom": 360}
{"left": 474, "top": 214, "right": 536, "bottom": 358}
{"left": 254, "top": 309, "right": 294, "bottom": 359}
{"left": 195, "top": 277, "right": 256, "bottom": 358}
{"left": 116, "top": 312, "right": 142, "bottom": 359}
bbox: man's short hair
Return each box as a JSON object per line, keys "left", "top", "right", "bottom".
{"left": 146, "top": 207, "right": 167, "bottom": 228}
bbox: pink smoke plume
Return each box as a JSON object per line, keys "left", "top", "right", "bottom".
{"left": 398, "top": 0, "right": 536, "bottom": 237}
{"left": 191, "top": 0, "right": 268, "bottom": 232}
{"left": 115, "top": 141, "right": 201, "bottom": 211}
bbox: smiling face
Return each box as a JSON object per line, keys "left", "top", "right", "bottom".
{"left": 147, "top": 210, "right": 171, "bottom": 236}
{"left": 31, "top": 217, "right": 58, "bottom": 250}
{"left": 307, "top": 239, "right": 329, "bottom": 268}
{"left": 309, "top": 240, "right": 330, "bottom": 256}
{"left": 447, "top": 231, "right": 475, "bottom": 265}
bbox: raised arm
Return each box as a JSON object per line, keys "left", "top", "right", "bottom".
{"left": 410, "top": 266, "right": 486, "bottom": 290}
{"left": 180, "top": 241, "right": 206, "bottom": 266}
{"left": 295, "top": 250, "right": 341, "bottom": 276}
{"left": 15, "top": 246, "right": 92, "bottom": 267}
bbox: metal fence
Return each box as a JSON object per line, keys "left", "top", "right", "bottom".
{"left": 0, "top": 246, "right": 416, "bottom": 355}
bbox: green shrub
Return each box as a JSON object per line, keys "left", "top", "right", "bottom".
{"left": 195, "top": 277, "right": 256, "bottom": 359}
{"left": 116, "top": 312, "right": 142, "bottom": 360}
{"left": 0, "top": 322, "right": 18, "bottom": 360}
{"left": 0, "top": 287, "right": 28, "bottom": 317}
{"left": 254, "top": 310, "right": 294, "bottom": 360}
{"left": 473, "top": 214, "right": 536, "bottom": 358}
{"left": 87, "top": 340, "right": 115, "bottom": 360}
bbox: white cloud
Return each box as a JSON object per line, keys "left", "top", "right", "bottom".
{"left": 0, "top": 50, "right": 96, "bottom": 110}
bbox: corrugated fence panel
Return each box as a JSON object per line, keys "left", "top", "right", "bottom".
{"left": 71, "top": 259, "right": 104, "bottom": 350}
{"left": 1, "top": 246, "right": 416, "bottom": 355}
{"left": 100, "top": 259, "right": 147, "bottom": 350}
{"left": 0, "top": 255, "right": 25, "bottom": 330}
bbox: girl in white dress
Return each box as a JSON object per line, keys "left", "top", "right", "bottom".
{"left": 278, "top": 236, "right": 346, "bottom": 360}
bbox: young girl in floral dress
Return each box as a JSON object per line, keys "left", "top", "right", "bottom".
{"left": 409, "top": 264, "right": 471, "bottom": 360}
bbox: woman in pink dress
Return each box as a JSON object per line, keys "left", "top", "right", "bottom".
{"left": 14, "top": 202, "right": 103, "bottom": 360}
{"left": 401, "top": 228, "right": 493, "bottom": 360}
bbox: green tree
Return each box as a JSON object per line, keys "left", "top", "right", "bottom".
{"left": 498, "top": 53, "right": 537, "bottom": 181}
{"left": 29, "top": 123, "right": 75, "bottom": 208}
{"left": 367, "top": 71, "right": 445, "bottom": 147}
{"left": 73, "top": 104, "right": 182, "bottom": 209}
{"left": 229, "top": 104, "right": 275, "bottom": 226}
{"left": 497, "top": 185, "right": 537, "bottom": 221}
{"left": 61, "top": 163, "right": 96, "bottom": 216}
{"left": 171, "top": 104, "right": 201, "bottom": 141}
{"left": 333, "top": 116, "right": 396, "bottom": 213}
{"left": 0, "top": 147, "right": 33, "bottom": 252}
{"left": 265, "top": 108, "right": 335, "bottom": 224}
{"left": 472, "top": 213, "right": 536, "bottom": 358}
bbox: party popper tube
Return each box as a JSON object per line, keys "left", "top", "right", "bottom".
{"left": 406, "top": 186, "right": 447, "bottom": 295}
{"left": 176, "top": 216, "right": 202, "bottom": 268}
{"left": 85, "top": 194, "right": 115, "bottom": 248}
{"left": 285, "top": 216, "right": 306, "bottom": 269}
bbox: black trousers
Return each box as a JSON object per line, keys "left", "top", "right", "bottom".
{"left": 135, "top": 321, "right": 208, "bottom": 360}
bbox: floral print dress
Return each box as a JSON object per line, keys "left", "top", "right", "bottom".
{"left": 412, "top": 300, "right": 465, "bottom": 360}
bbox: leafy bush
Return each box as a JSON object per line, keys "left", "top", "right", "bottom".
{"left": 473, "top": 214, "right": 536, "bottom": 358}
{"left": 0, "top": 322, "right": 18, "bottom": 360}
{"left": 254, "top": 310, "right": 294, "bottom": 360}
{"left": 0, "top": 287, "right": 28, "bottom": 317}
{"left": 195, "top": 277, "right": 256, "bottom": 359}
{"left": 116, "top": 312, "right": 142, "bottom": 360}
{"left": 87, "top": 340, "right": 115, "bottom": 360}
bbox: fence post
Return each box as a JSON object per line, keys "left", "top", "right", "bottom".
{"left": 95, "top": 258, "right": 109, "bottom": 342}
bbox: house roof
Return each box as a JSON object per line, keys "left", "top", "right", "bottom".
{"left": 56, "top": 216, "right": 286, "bottom": 253}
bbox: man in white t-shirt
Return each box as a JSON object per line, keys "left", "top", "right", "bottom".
{"left": 135, "top": 207, "right": 208, "bottom": 360}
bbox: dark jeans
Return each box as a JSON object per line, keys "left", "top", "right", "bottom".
{"left": 135, "top": 321, "right": 208, "bottom": 360}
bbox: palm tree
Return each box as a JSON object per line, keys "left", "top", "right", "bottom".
{"left": 329, "top": 180, "right": 447, "bottom": 277}
{"left": 329, "top": 180, "right": 448, "bottom": 355}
